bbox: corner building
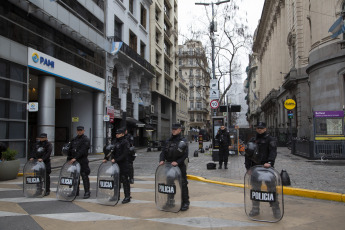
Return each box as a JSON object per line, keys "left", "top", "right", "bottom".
{"left": 0, "top": 0, "right": 106, "bottom": 157}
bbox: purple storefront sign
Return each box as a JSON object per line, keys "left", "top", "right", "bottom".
{"left": 314, "top": 111, "right": 344, "bottom": 118}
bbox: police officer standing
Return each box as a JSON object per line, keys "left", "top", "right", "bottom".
{"left": 159, "top": 123, "right": 190, "bottom": 211}
{"left": 67, "top": 126, "right": 91, "bottom": 199}
{"left": 215, "top": 125, "right": 231, "bottom": 169}
{"left": 103, "top": 128, "right": 131, "bottom": 204}
{"left": 29, "top": 133, "right": 52, "bottom": 196}
{"left": 125, "top": 129, "right": 136, "bottom": 184}
{"left": 245, "top": 121, "right": 280, "bottom": 218}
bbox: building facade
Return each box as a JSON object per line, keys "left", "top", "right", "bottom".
{"left": 149, "top": 0, "right": 179, "bottom": 140}
{"left": 1, "top": 0, "right": 107, "bottom": 157}
{"left": 245, "top": 0, "right": 345, "bottom": 138}
{"left": 178, "top": 40, "right": 211, "bottom": 134}
{"left": 106, "top": 0, "right": 155, "bottom": 146}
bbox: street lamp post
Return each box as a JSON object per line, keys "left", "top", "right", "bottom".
{"left": 196, "top": 0, "right": 230, "bottom": 117}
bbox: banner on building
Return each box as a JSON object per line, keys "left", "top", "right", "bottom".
{"left": 111, "top": 42, "right": 123, "bottom": 55}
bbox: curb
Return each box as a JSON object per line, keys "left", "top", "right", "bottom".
{"left": 187, "top": 174, "right": 345, "bottom": 203}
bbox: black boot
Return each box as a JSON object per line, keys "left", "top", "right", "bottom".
{"left": 249, "top": 201, "right": 260, "bottom": 217}
{"left": 45, "top": 174, "right": 51, "bottom": 196}
{"left": 218, "top": 163, "right": 222, "bottom": 169}
{"left": 122, "top": 176, "right": 131, "bottom": 204}
{"left": 271, "top": 202, "right": 281, "bottom": 218}
{"left": 82, "top": 175, "right": 90, "bottom": 199}
{"left": 181, "top": 182, "right": 190, "bottom": 211}
{"left": 224, "top": 163, "right": 228, "bottom": 169}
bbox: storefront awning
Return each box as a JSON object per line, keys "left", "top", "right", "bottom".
{"left": 145, "top": 124, "right": 156, "bottom": 132}
{"left": 126, "top": 117, "right": 145, "bottom": 127}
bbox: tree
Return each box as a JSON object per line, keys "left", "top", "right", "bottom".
{"left": 180, "top": 0, "right": 253, "bottom": 104}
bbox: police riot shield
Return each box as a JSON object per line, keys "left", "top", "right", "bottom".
{"left": 155, "top": 163, "right": 182, "bottom": 213}
{"left": 56, "top": 161, "right": 81, "bottom": 201}
{"left": 244, "top": 166, "right": 284, "bottom": 222}
{"left": 23, "top": 160, "right": 46, "bottom": 198}
{"left": 96, "top": 162, "right": 120, "bottom": 206}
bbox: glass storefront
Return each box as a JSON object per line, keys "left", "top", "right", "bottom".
{"left": 0, "top": 58, "right": 28, "bottom": 158}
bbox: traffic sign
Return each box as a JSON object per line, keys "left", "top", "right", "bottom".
{"left": 210, "top": 99, "right": 219, "bottom": 109}
{"left": 284, "top": 99, "right": 296, "bottom": 110}
{"left": 209, "top": 89, "right": 219, "bottom": 99}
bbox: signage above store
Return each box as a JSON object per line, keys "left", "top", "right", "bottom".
{"left": 28, "top": 48, "right": 105, "bottom": 92}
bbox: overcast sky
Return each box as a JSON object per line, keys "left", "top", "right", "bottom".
{"left": 178, "top": 0, "right": 265, "bottom": 83}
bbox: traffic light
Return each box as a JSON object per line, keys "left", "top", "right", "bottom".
{"left": 287, "top": 110, "right": 293, "bottom": 119}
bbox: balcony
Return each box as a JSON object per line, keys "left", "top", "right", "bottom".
{"left": 113, "top": 36, "right": 155, "bottom": 75}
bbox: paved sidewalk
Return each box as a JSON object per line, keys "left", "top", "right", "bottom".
{"left": 1, "top": 142, "right": 345, "bottom": 229}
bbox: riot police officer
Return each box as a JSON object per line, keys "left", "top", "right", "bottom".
{"left": 245, "top": 121, "right": 280, "bottom": 218}
{"left": 159, "top": 123, "right": 190, "bottom": 211}
{"left": 125, "top": 129, "right": 136, "bottom": 184}
{"left": 103, "top": 128, "right": 131, "bottom": 204}
{"left": 29, "top": 133, "right": 52, "bottom": 196}
{"left": 215, "top": 125, "right": 231, "bottom": 169}
{"left": 67, "top": 126, "right": 91, "bottom": 199}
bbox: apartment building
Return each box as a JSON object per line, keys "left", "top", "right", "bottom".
{"left": 178, "top": 40, "right": 211, "bottom": 133}
{"left": 107, "top": 0, "right": 155, "bottom": 146}
{"left": 149, "top": 0, "right": 178, "bottom": 140}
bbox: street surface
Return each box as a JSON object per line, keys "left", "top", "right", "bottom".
{"left": 0, "top": 141, "right": 345, "bottom": 229}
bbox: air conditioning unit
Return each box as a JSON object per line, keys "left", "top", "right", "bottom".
{"left": 150, "top": 105, "right": 154, "bottom": 113}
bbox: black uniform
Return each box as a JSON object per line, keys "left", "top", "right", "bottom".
{"left": 125, "top": 133, "right": 135, "bottom": 184}
{"left": 29, "top": 140, "right": 52, "bottom": 194}
{"left": 159, "top": 133, "right": 189, "bottom": 210}
{"left": 245, "top": 131, "right": 280, "bottom": 218}
{"left": 245, "top": 132, "right": 277, "bottom": 170}
{"left": 68, "top": 134, "right": 91, "bottom": 198}
{"left": 107, "top": 135, "right": 131, "bottom": 203}
{"left": 215, "top": 128, "right": 231, "bottom": 169}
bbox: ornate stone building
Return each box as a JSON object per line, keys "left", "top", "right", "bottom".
{"left": 245, "top": 0, "right": 345, "bottom": 138}
{"left": 178, "top": 40, "right": 211, "bottom": 134}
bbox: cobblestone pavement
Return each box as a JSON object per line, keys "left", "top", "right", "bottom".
{"left": 18, "top": 140, "right": 345, "bottom": 194}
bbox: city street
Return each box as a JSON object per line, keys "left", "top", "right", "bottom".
{"left": 1, "top": 141, "right": 345, "bottom": 229}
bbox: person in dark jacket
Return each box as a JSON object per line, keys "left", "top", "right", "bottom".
{"left": 29, "top": 133, "right": 52, "bottom": 196}
{"left": 67, "top": 126, "right": 91, "bottom": 199}
{"left": 215, "top": 125, "right": 232, "bottom": 169}
{"left": 103, "top": 128, "right": 131, "bottom": 204}
{"left": 244, "top": 121, "right": 280, "bottom": 218}
{"left": 125, "top": 129, "right": 136, "bottom": 184}
{"left": 159, "top": 123, "right": 190, "bottom": 211}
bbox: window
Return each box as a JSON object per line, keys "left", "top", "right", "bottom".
{"left": 164, "top": 40, "right": 170, "bottom": 56}
{"left": 114, "top": 18, "right": 123, "bottom": 40}
{"left": 155, "top": 8, "right": 160, "bottom": 21}
{"left": 164, "top": 20, "right": 170, "bottom": 34}
{"left": 129, "top": 30, "right": 137, "bottom": 52}
{"left": 164, "top": 1, "right": 170, "bottom": 18}
{"left": 164, "top": 59, "right": 170, "bottom": 75}
{"left": 164, "top": 78, "right": 171, "bottom": 97}
{"left": 155, "top": 30, "right": 160, "bottom": 44}
{"left": 129, "top": 0, "right": 134, "bottom": 14}
{"left": 189, "top": 69, "right": 193, "bottom": 76}
{"left": 140, "top": 4, "right": 147, "bottom": 28}
{"left": 190, "top": 101, "right": 194, "bottom": 108}
{"left": 156, "top": 52, "right": 161, "bottom": 66}
{"left": 189, "top": 58, "right": 193, "bottom": 66}
{"left": 179, "top": 59, "right": 182, "bottom": 66}
{"left": 140, "top": 41, "right": 146, "bottom": 58}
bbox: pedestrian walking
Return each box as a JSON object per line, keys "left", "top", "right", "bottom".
{"left": 103, "top": 128, "right": 131, "bottom": 204}
{"left": 245, "top": 121, "right": 281, "bottom": 218}
{"left": 159, "top": 123, "right": 190, "bottom": 211}
{"left": 67, "top": 126, "right": 91, "bottom": 199}
{"left": 29, "top": 133, "right": 52, "bottom": 196}
{"left": 215, "top": 125, "right": 231, "bottom": 169}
